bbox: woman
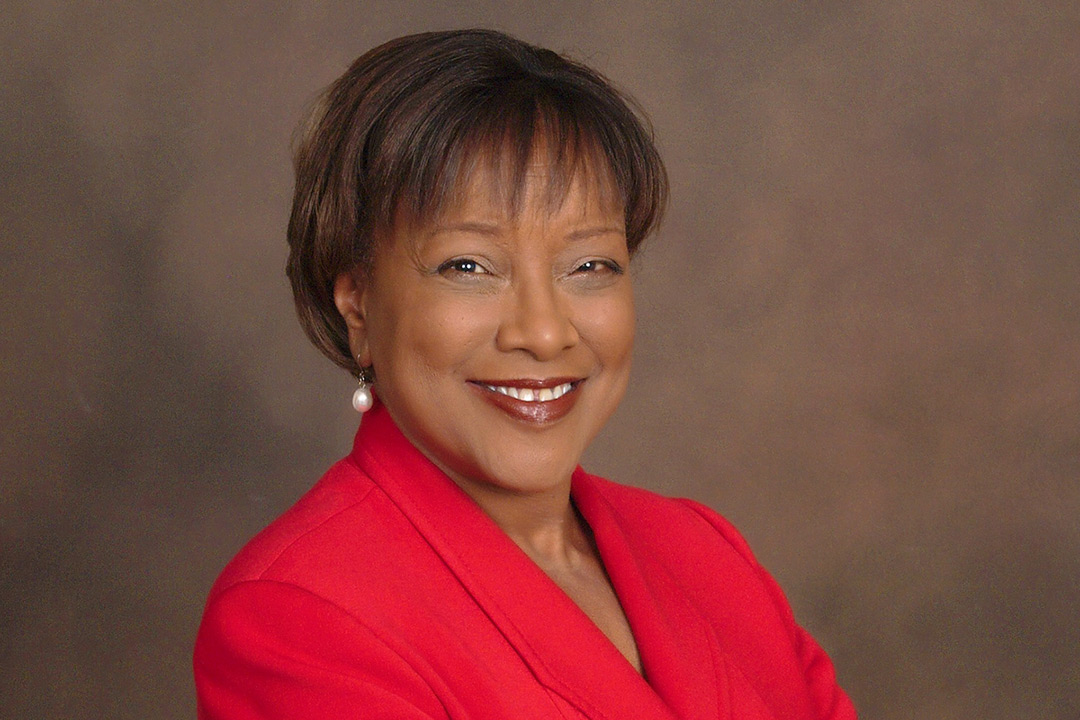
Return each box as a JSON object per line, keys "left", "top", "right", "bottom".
{"left": 194, "top": 29, "right": 857, "bottom": 719}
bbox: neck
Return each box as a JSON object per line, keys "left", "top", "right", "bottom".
{"left": 451, "top": 473, "right": 591, "bottom": 567}
{"left": 383, "top": 409, "right": 591, "bottom": 565}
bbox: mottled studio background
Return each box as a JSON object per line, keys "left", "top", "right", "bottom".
{"left": 2, "top": 1, "right": 1078, "bottom": 718}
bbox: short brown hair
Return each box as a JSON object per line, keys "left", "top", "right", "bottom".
{"left": 286, "top": 29, "right": 668, "bottom": 374}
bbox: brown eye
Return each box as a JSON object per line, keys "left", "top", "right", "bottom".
{"left": 574, "top": 259, "right": 623, "bottom": 275}
{"left": 438, "top": 258, "right": 487, "bottom": 275}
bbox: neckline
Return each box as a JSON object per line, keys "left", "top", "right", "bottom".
{"left": 349, "top": 405, "right": 719, "bottom": 719}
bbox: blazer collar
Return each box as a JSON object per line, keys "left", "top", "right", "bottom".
{"left": 350, "top": 405, "right": 722, "bottom": 720}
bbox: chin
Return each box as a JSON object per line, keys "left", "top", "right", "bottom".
{"left": 468, "top": 447, "right": 585, "bottom": 496}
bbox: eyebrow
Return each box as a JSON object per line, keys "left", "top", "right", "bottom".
{"left": 565, "top": 226, "right": 626, "bottom": 241}
{"left": 429, "top": 223, "right": 625, "bottom": 241}
{"left": 428, "top": 221, "right": 502, "bottom": 237}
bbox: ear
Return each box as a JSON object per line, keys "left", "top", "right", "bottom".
{"left": 333, "top": 269, "right": 373, "bottom": 369}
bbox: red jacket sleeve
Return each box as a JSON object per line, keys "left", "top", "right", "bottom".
{"left": 194, "top": 580, "right": 449, "bottom": 719}
{"left": 680, "top": 500, "right": 858, "bottom": 720}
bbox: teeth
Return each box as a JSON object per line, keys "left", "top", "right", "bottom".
{"left": 486, "top": 382, "right": 573, "bottom": 402}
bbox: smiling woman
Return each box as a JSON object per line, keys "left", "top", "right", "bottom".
{"left": 194, "top": 29, "right": 857, "bottom": 720}
{"left": 336, "top": 169, "right": 634, "bottom": 500}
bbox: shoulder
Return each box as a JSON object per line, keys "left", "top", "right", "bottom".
{"left": 196, "top": 456, "right": 458, "bottom": 717}
{"left": 577, "top": 474, "right": 786, "bottom": 634}
{"left": 195, "top": 574, "right": 449, "bottom": 719}
{"left": 581, "top": 475, "right": 858, "bottom": 719}
{"left": 206, "top": 456, "right": 380, "bottom": 602}
{"left": 578, "top": 473, "right": 759, "bottom": 566}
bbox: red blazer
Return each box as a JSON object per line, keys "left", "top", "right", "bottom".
{"left": 195, "top": 405, "right": 856, "bottom": 719}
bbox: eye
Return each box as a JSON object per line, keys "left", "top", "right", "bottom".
{"left": 573, "top": 259, "right": 624, "bottom": 275}
{"left": 437, "top": 258, "right": 489, "bottom": 276}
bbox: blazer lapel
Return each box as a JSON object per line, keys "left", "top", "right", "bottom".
{"left": 572, "top": 470, "right": 727, "bottom": 720}
{"left": 351, "top": 407, "right": 680, "bottom": 720}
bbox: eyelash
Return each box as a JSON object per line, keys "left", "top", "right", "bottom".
{"left": 436, "top": 258, "right": 624, "bottom": 277}
{"left": 575, "top": 259, "right": 624, "bottom": 275}
{"left": 437, "top": 258, "right": 488, "bottom": 275}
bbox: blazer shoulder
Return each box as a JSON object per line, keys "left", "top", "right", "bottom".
{"left": 207, "top": 456, "right": 377, "bottom": 600}
{"left": 582, "top": 475, "right": 757, "bottom": 563}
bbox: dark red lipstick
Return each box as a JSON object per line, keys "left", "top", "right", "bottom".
{"left": 468, "top": 377, "right": 583, "bottom": 425}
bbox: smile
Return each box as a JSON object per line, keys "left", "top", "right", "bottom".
{"left": 482, "top": 382, "right": 574, "bottom": 402}
{"left": 469, "top": 378, "right": 583, "bottom": 425}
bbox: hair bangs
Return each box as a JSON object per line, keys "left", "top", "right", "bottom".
{"left": 388, "top": 82, "right": 624, "bottom": 237}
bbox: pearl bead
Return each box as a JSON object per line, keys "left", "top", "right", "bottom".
{"left": 352, "top": 385, "right": 373, "bottom": 413}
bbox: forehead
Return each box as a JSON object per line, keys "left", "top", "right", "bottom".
{"left": 375, "top": 157, "right": 628, "bottom": 272}
{"left": 443, "top": 156, "right": 623, "bottom": 222}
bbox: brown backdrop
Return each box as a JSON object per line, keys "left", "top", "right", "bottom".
{"left": 2, "top": 2, "right": 1078, "bottom": 718}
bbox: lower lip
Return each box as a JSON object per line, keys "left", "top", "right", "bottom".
{"left": 470, "top": 382, "right": 582, "bottom": 425}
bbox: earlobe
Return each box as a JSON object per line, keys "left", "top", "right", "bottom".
{"left": 333, "top": 270, "right": 372, "bottom": 367}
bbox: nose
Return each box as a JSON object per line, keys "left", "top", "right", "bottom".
{"left": 495, "top": 275, "right": 579, "bottom": 361}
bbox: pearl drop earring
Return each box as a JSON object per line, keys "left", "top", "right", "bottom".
{"left": 352, "top": 363, "right": 374, "bottom": 413}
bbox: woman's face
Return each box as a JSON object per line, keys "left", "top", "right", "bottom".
{"left": 336, "top": 165, "right": 634, "bottom": 497}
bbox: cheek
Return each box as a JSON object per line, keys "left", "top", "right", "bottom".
{"left": 416, "top": 313, "right": 486, "bottom": 368}
{"left": 372, "top": 291, "right": 493, "bottom": 374}
{"left": 579, "top": 290, "right": 636, "bottom": 367}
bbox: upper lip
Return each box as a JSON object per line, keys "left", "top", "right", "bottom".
{"left": 469, "top": 377, "right": 580, "bottom": 389}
